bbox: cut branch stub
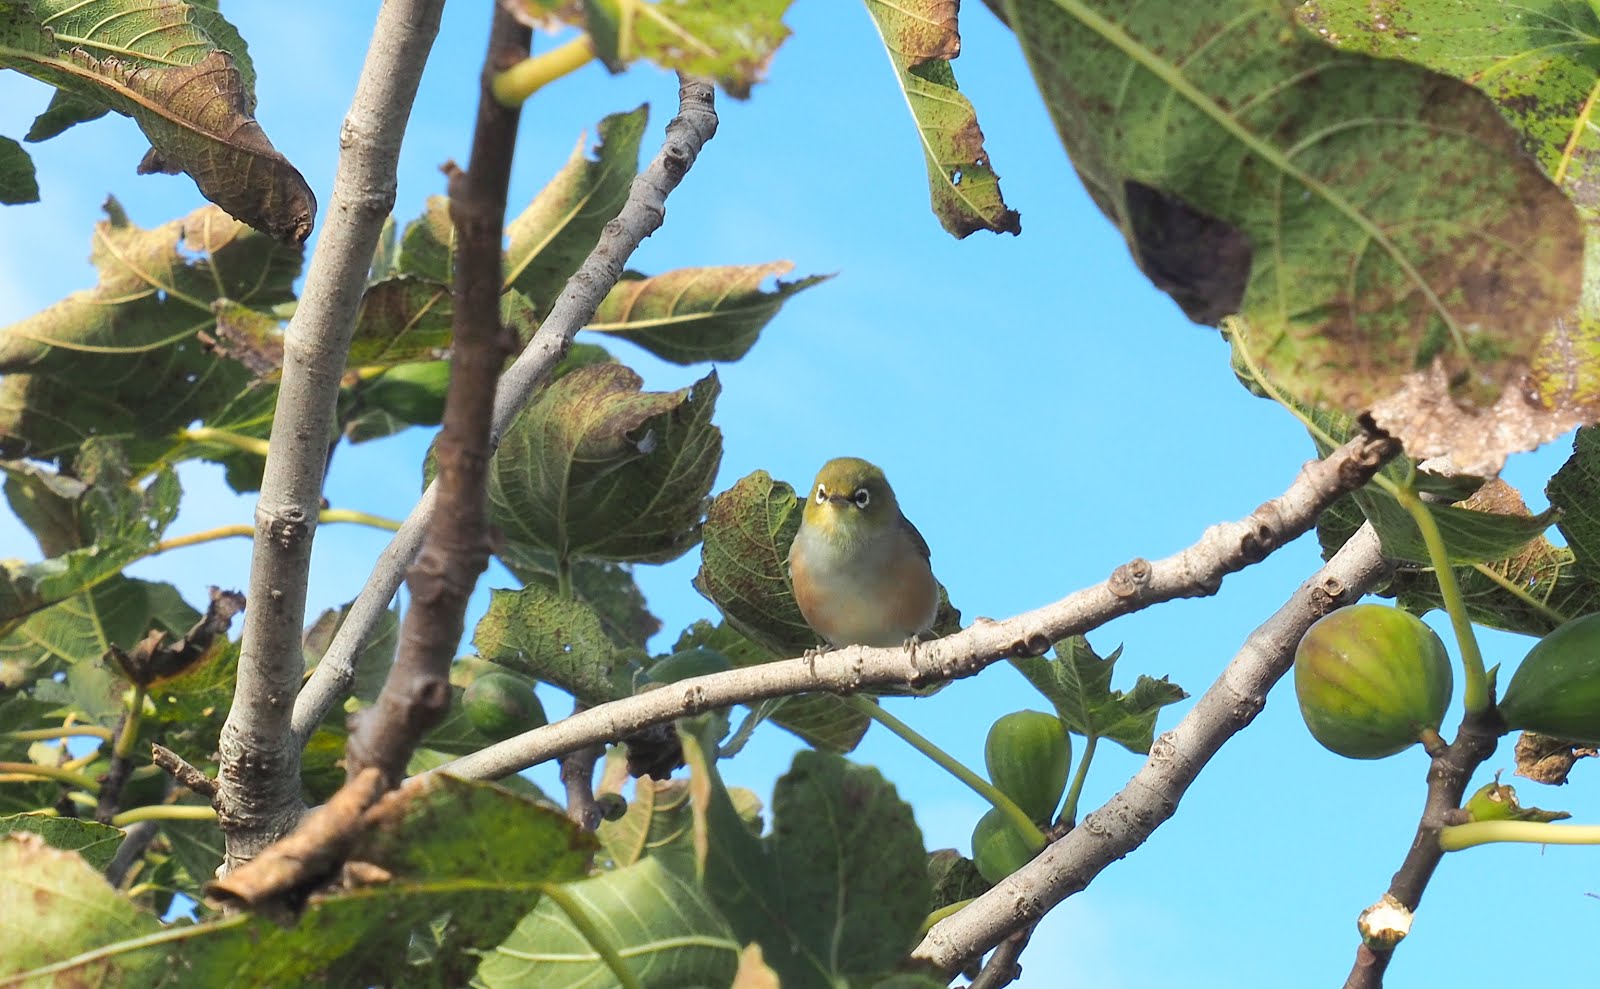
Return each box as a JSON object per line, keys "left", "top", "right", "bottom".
{"left": 487, "top": 363, "right": 722, "bottom": 565}
{"left": 0, "top": 4, "right": 314, "bottom": 241}
{"left": 1006, "top": 0, "right": 1584, "bottom": 473}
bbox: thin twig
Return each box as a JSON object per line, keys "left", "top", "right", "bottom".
{"left": 1341, "top": 705, "right": 1501, "bottom": 988}
{"left": 152, "top": 743, "right": 218, "bottom": 800}
{"left": 291, "top": 74, "right": 722, "bottom": 746}
{"left": 910, "top": 523, "right": 1390, "bottom": 971}
{"left": 344, "top": 4, "right": 529, "bottom": 786}
{"left": 561, "top": 742, "right": 605, "bottom": 831}
{"left": 216, "top": 0, "right": 447, "bottom": 872}
{"left": 968, "top": 923, "right": 1035, "bottom": 989}
{"left": 432, "top": 434, "right": 1397, "bottom": 784}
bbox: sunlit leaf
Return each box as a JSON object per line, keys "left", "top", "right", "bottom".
{"left": 1012, "top": 636, "right": 1186, "bottom": 753}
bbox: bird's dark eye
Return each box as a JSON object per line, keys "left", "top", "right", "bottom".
{"left": 815, "top": 483, "right": 827, "bottom": 505}
{"left": 853, "top": 487, "right": 871, "bottom": 509}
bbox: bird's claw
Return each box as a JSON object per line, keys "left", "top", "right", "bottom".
{"left": 802, "top": 644, "right": 831, "bottom": 677}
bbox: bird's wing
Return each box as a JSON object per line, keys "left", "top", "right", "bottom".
{"left": 898, "top": 511, "right": 932, "bottom": 561}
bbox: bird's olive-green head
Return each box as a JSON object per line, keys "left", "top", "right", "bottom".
{"left": 801, "top": 456, "right": 901, "bottom": 542}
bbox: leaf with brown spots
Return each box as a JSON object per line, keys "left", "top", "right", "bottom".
{"left": 1006, "top": 0, "right": 1583, "bottom": 470}
{"left": 0, "top": 3, "right": 314, "bottom": 241}
{"left": 863, "top": 0, "right": 1021, "bottom": 238}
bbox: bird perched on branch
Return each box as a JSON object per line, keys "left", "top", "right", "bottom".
{"left": 787, "top": 457, "right": 940, "bottom": 649}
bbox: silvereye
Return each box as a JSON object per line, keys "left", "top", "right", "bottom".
{"left": 787, "top": 457, "right": 940, "bottom": 648}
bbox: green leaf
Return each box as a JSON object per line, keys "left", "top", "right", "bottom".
{"left": 0, "top": 832, "right": 164, "bottom": 982}
{"left": 0, "top": 3, "right": 312, "bottom": 241}
{"left": 693, "top": 470, "right": 815, "bottom": 656}
{"left": 3, "top": 777, "right": 595, "bottom": 987}
{"left": 474, "top": 855, "right": 741, "bottom": 989}
{"left": 24, "top": 87, "right": 110, "bottom": 142}
{"left": 1549, "top": 425, "right": 1600, "bottom": 582}
{"left": 504, "top": 107, "right": 647, "bottom": 312}
{"left": 1012, "top": 636, "right": 1186, "bottom": 753}
{"left": 862, "top": 0, "right": 1021, "bottom": 237}
{"left": 1004, "top": 0, "right": 1582, "bottom": 424}
{"left": 596, "top": 776, "right": 698, "bottom": 874}
{"left": 302, "top": 601, "right": 401, "bottom": 710}
{"left": 685, "top": 727, "right": 931, "bottom": 989}
{"left": 350, "top": 277, "right": 453, "bottom": 366}
{"left": 473, "top": 583, "right": 627, "bottom": 705}
{"left": 0, "top": 472, "right": 182, "bottom": 632}
{"left": 396, "top": 194, "right": 455, "bottom": 283}
{"left": 0, "top": 202, "right": 299, "bottom": 485}
{"left": 0, "top": 814, "right": 124, "bottom": 870}
{"left": 497, "top": 545, "right": 661, "bottom": 650}
{"left": 672, "top": 620, "right": 870, "bottom": 752}
{"left": 526, "top": 0, "right": 794, "bottom": 99}
{"left": 161, "top": 810, "right": 225, "bottom": 895}
{"left": 1293, "top": 1, "right": 1600, "bottom": 471}
{"left": 488, "top": 363, "right": 722, "bottom": 564}
{"left": 585, "top": 263, "right": 831, "bottom": 364}
{"left": 0, "top": 135, "right": 39, "bottom": 204}
{"left": 927, "top": 848, "right": 989, "bottom": 909}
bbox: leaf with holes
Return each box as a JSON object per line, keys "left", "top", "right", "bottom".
{"left": 862, "top": 0, "right": 1020, "bottom": 237}
{"left": 1004, "top": 0, "right": 1582, "bottom": 470}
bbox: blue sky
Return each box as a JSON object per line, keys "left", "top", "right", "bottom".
{"left": 1, "top": 3, "right": 1595, "bottom": 986}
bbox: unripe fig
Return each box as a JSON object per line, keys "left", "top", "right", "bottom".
{"left": 970, "top": 808, "right": 1037, "bottom": 885}
{"left": 1500, "top": 613, "right": 1600, "bottom": 744}
{"left": 464, "top": 672, "right": 546, "bottom": 741}
{"left": 984, "top": 710, "right": 1070, "bottom": 823}
{"left": 645, "top": 646, "right": 733, "bottom": 685}
{"left": 1294, "top": 604, "right": 1452, "bottom": 759}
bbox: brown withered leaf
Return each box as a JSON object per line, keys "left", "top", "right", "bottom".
{"left": 122, "top": 50, "right": 316, "bottom": 243}
{"left": 1514, "top": 731, "right": 1598, "bottom": 786}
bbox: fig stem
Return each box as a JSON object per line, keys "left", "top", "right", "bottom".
{"left": 1059, "top": 733, "right": 1099, "bottom": 828}
{"left": 845, "top": 695, "right": 1047, "bottom": 850}
{"left": 1396, "top": 482, "right": 1488, "bottom": 714}
{"left": 1440, "top": 820, "right": 1600, "bottom": 851}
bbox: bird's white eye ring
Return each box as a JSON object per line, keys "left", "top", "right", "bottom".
{"left": 853, "top": 487, "right": 870, "bottom": 509}
{"left": 815, "top": 483, "right": 827, "bottom": 505}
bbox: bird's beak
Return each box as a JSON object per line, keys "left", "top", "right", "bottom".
{"left": 825, "top": 493, "right": 853, "bottom": 507}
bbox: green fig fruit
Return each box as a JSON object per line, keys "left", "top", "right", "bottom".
{"left": 464, "top": 672, "right": 547, "bottom": 742}
{"left": 971, "top": 808, "right": 1038, "bottom": 884}
{"left": 1499, "top": 613, "right": 1600, "bottom": 744}
{"left": 1294, "top": 604, "right": 1453, "bottom": 759}
{"left": 984, "top": 710, "right": 1071, "bottom": 824}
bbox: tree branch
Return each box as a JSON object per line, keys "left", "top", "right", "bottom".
{"left": 912, "top": 522, "right": 1391, "bottom": 971}
{"left": 290, "top": 73, "right": 721, "bottom": 746}
{"left": 216, "top": 0, "right": 446, "bottom": 871}
{"left": 343, "top": 5, "right": 529, "bottom": 786}
{"left": 431, "top": 433, "right": 1397, "bottom": 783}
{"left": 1342, "top": 705, "right": 1501, "bottom": 988}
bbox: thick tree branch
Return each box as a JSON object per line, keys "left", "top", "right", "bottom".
{"left": 216, "top": 0, "right": 445, "bottom": 870}
{"left": 913, "top": 522, "right": 1391, "bottom": 971}
{"left": 432, "top": 433, "right": 1397, "bottom": 782}
{"left": 1342, "top": 706, "right": 1501, "bottom": 988}
{"left": 290, "top": 74, "right": 722, "bottom": 746}
{"left": 344, "top": 6, "right": 529, "bottom": 786}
